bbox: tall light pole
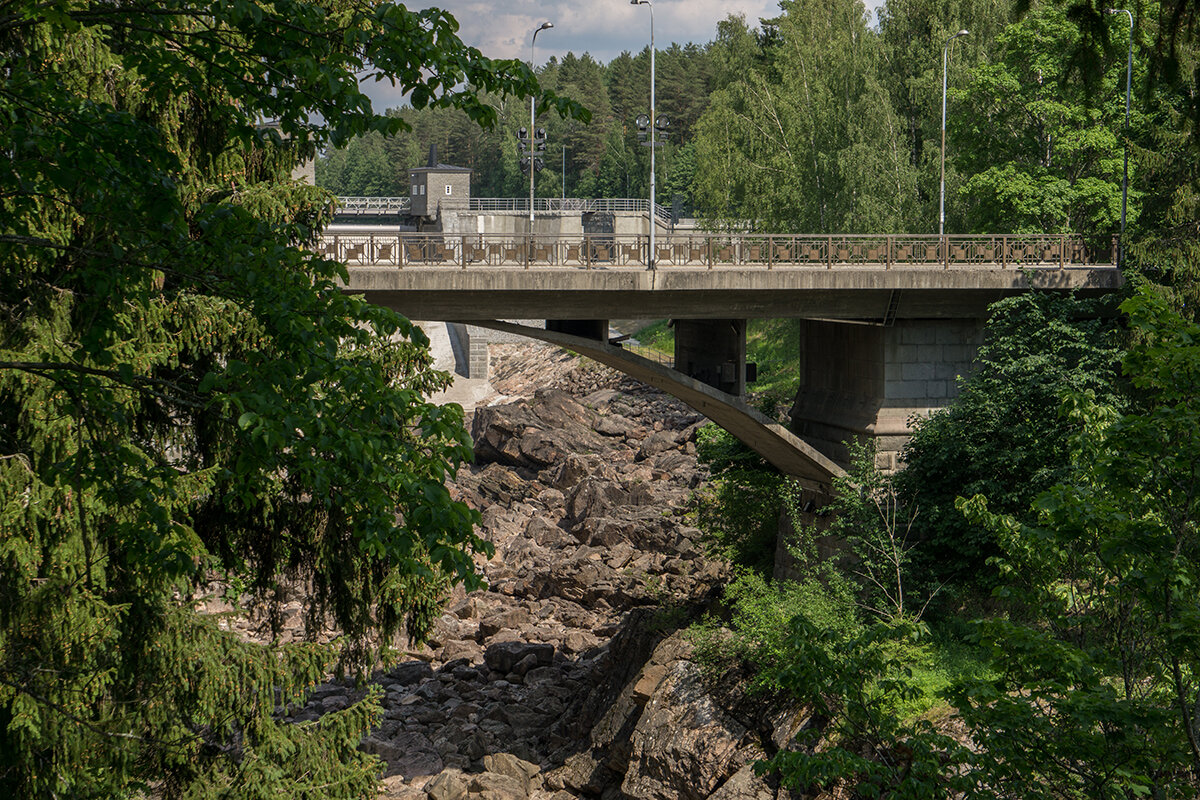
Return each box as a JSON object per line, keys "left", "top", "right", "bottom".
{"left": 940, "top": 29, "right": 968, "bottom": 236}
{"left": 530, "top": 21, "right": 553, "bottom": 230}
{"left": 1109, "top": 8, "right": 1133, "bottom": 267}
{"left": 630, "top": 0, "right": 656, "bottom": 266}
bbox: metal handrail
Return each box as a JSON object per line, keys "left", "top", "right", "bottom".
{"left": 336, "top": 196, "right": 411, "bottom": 212}
{"left": 468, "top": 197, "right": 672, "bottom": 222}
{"left": 315, "top": 232, "right": 1117, "bottom": 270}
{"left": 334, "top": 195, "right": 675, "bottom": 223}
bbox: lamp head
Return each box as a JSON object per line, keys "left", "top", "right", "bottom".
{"left": 956, "top": 29, "right": 969, "bottom": 37}
{"left": 539, "top": 21, "right": 554, "bottom": 31}
{"left": 631, "top": 0, "right": 649, "bottom": 6}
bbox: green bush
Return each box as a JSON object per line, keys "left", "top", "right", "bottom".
{"left": 896, "top": 290, "right": 1125, "bottom": 592}
{"left": 693, "top": 424, "right": 784, "bottom": 572}
{"left": 690, "top": 569, "right": 860, "bottom": 684}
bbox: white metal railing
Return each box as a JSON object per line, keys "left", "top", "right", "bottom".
{"left": 335, "top": 196, "right": 675, "bottom": 224}
{"left": 467, "top": 197, "right": 671, "bottom": 224}
{"left": 336, "top": 196, "right": 411, "bottom": 213}
{"left": 315, "top": 232, "right": 1118, "bottom": 270}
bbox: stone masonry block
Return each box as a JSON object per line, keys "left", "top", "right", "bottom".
{"left": 897, "top": 344, "right": 919, "bottom": 363}
{"left": 893, "top": 380, "right": 927, "bottom": 399}
{"left": 875, "top": 435, "right": 909, "bottom": 453}
{"left": 900, "top": 325, "right": 936, "bottom": 345}
{"left": 927, "top": 380, "right": 948, "bottom": 399}
{"left": 885, "top": 362, "right": 903, "bottom": 381}
{"left": 916, "top": 344, "right": 942, "bottom": 362}
{"left": 468, "top": 340, "right": 489, "bottom": 380}
{"left": 934, "top": 361, "right": 959, "bottom": 380}
{"left": 901, "top": 362, "right": 934, "bottom": 381}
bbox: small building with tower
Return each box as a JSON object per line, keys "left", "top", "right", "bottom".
{"left": 409, "top": 145, "right": 471, "bottom": 219}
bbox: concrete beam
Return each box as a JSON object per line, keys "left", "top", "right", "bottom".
{"left": 468, "top": 320, "right": 845, "bottom": 490}
{"left": 346, "top": 266, "right": 1121, "bottom": 321}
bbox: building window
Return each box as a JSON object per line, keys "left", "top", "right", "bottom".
{"left": 445, "top": 184, "right": 452, "bottom": 195}
{"left": 419, "top": 185, "right": 425, "bottom": 195}
{"left": 411, "top": 184, "right": 418, "bottom": 195}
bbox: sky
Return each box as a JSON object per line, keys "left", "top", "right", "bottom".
{"left": 361, "top": 0, "right": 784, "bottom": 110}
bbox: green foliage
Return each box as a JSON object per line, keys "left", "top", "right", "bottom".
{"left": 690, "top": 570, "right": 860, "bottom": 684}
{"left": 764, "top": 617, "right": 973, "bottom": 800}
{"left": 692, "top": 0, "right": 917, "bottom": 232}
{"left": 953, "top": 3, "right": 1130, "bottom": 237}
{"left": 0, "top": 2, "right": 582, "bottom": 798}
{"left": 819, "top": 441, "right": 932, "bottom": 622}
{"left": 632, "top": 319, "right": 676, "bottom": 355}
{"left": 694, "top": 425, "right": 782, "bottom": 572}
{"left": 946, "top": 286, "right": 1200, "bottom": 796}
{"left": 896, "top": 290, "right": 1125, "bottom": 590}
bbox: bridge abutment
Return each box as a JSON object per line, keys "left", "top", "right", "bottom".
{"left": 674, "top": 319, "right": 749, "bottom": 397}
{"left": 788, "top": 318, "right": 982, "bottom": 471}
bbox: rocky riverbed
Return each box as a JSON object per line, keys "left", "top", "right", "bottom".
{"left": 213, "top": 341, "right": 801, "bottom": 800}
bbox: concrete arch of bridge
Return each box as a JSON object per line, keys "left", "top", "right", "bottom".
{"left": 467, "top": 320, "right": 845, "bottom": 492}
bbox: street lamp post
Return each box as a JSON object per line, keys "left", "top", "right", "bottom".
{"left": 530, "top": 21, "right": 553, "bottom": 230}
{"left": 940, "top": 29, "right": 969, "bottom": 237}
{"left": 630, "top": 0, "right": 656, "bottom": 266}
{"left": 1109, "top": 8, "right": 1133, "bottom": 267}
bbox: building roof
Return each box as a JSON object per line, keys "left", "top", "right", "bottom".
{"left": 409, "top": 143, "right": 472, "bottom": 174}
{"left": 409, "top": 164, "right": 472, "bottom": 174}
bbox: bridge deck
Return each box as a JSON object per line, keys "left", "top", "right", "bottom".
{"left": 332, "top": 233, "right": 1121, "bottom": 321}
{"left": 321, "top": 231, "right": 1115, "bottom": 270}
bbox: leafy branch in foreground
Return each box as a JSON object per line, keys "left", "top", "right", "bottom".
{"left": 0, "top": 2, "right": 585, "bottom": 798}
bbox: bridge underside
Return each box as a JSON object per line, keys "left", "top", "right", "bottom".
{"left": 347, "top": 266, "right": 1121, "bottom": 321}
{"left": 468, "top": 321, "right": 845, "bottom": 490}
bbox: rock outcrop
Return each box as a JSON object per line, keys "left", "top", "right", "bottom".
{"left": 239, "top": 343, "right": 798, "bottom": 799}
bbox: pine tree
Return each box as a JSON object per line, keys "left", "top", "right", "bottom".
{"left": 0, "top": 2, "right": 579, "bottom": 797}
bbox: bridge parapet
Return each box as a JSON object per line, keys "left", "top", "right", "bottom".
{"left": 317, "top": 231, "right": 1117, "bottom": 270}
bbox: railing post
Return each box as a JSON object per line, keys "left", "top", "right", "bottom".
{"left": 461, "top": 235, "right": 467, "bottom": 269}
{"left": 886, "top": 236, "right": 892, "bottom": 269}
{"left": 767, "top": 235, "right": 773, "bottom": 270}
{"left": 942, "top": 235, "right": 949, "bottom": 269}
{"left": 525, "top": 233, "right": 530, "bottom": 270}
{"left": 827, "top": 236, "right": 832, "bottom": 269}
{"left": 1002, "top": 235, "right": 1007, "bottom": 269}
{"left": 1060, "top": 234, "right": 1065, "bottom": 269}
{"left": 708, "top": 235, "right": 714, "bottom": 270}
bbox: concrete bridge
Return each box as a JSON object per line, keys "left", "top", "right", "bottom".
{"left": 329, "top": 230, "right": 1121, "bottom": 487}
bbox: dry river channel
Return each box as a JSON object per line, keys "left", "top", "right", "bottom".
{"left": 212, "top": 342, "right": 803, "bottom": 800}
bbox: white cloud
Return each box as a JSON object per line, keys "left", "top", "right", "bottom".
{"left": 359, "top": 0, "right": 782, "bottom": 109}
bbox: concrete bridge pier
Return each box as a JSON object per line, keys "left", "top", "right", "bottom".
{"left": 546, "top": 320, "right": 609, "bottom": 341}
{"left": 674, "top": 319, "right": 748, "bottom": 397}
{"left": 788, "top": 318, "right": 984, "bottom": 471}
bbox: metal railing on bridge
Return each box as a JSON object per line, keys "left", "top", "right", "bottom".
{"left": 334, "top": 196, "right": 673, "bottom": 225}
{"left": 316, "top": 232, "right": 1117, "bottom": 270}
{"left": 467, "top": 197, "right": 673, "bottom": 226}
{"left": 335, "top": 196, "right": 411, "bottom": 214}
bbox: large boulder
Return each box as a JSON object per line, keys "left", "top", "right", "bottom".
{"left": 621, "top": 661, "right": 756, "bottom": 800}
{"left": 472, "top": 389, "right": 606, "bottom": 469}
{"left": 484, "top": 641, "right": 555, "bottom": 674}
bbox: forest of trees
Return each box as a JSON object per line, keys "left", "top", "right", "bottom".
{"left": 317, "top": 0, "right": 1192, "bottom": 256}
